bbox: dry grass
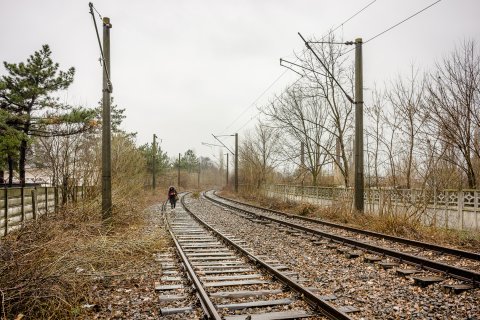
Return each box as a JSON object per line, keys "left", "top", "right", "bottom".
{"left": 222, "top": 189, "right": 480, "bottom": 251}
{"left": 0, "top": 190, "right": 167, "bottom": 319}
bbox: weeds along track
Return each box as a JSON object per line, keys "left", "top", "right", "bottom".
{"left": 157, "top": 194, "right": 351, "bottom": 319}
{"left": 197, "top": 191, "right": 480, "bottom": 319}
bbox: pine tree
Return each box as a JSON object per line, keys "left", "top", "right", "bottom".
{"left": 0, "top": 45, "right": 96, "bottom": 186}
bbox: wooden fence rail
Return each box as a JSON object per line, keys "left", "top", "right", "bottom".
{"left": 1, "top": 186, "right": 88, "bottom": 237}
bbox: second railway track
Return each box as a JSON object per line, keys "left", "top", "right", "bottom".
{"left": 188, "top": 190, "right": 480, "bottom": 319}
{"left": 205, "top": 190, "right": 480, "bottom": 284}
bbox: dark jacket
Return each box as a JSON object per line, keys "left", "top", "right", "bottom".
{"left": 168, "top": 188, "right": 177, "bottom": 199}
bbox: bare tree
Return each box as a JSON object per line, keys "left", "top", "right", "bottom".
{"left": 387, "top": 66, "right": 427, "bottom": 188}
{"left": 263, "top": 35, "right": 354, "bottom": 186}
{"left": 263, "top": 86, "right": 333, "bottom": 186}
{"left": 299, "top": 36, "right": 355, "bottom": 186}
{"left": 425, "top": 40, "right": 480, "bottom": 188}
{"left": 240, "top": 122, "right": 282, "bottom": 189}
{"left": 365, "top": 86, "right": 385, "bottom": 187}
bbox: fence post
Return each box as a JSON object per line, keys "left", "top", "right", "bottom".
{"left": 54, "top": 186, "right": 59, "bottom": 213}
{"left": 32, "top": 189, "right": 37, "bottom": 220}
{"left": 445, "top": 191, "right": 449, "bottom": 229}
{"left": 458, "top": 191, "right": 464, "bottom": 230}
{"left": 20, "top": 187, "right": 25, "bottom": 222}
{"left": 4, "top": 188, "right": 8, "bottom": 236}
{"left": 475, "top": 190, "right": 479, "bottom": 231}
{"left": 45, "top": 186, "right": 48, "bottom": 215}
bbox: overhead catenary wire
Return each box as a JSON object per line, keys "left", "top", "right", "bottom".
{"left": 221, "top": 0, "right": 379, "bottom": 134}
{"left": 234, "top": 76, "right": 304, "bottom": 133}
{"left": 340, "top": 0, "right": 443, "bottom": 57}
{"left": 324, "top": 0, "right": 378, "bottom": 37}
{"left": 220, "top": 70, "right": 290, "bottom": 134}
{"left": 365, "top": 0, "right": 442, "bottom": 45}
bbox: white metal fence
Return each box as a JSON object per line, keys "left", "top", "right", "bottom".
{"left": 259, "top": 185, "right": 480, "bottom": 231}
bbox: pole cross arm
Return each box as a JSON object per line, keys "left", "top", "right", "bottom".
{"left": 297, "top": 32, "right": 354, "bottom": 104}
{"left": 212, "top": 134, "right": 235, "bottom": 155}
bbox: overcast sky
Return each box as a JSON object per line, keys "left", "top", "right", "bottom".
{"left": 1, "top": 0, "right": 479, "bottom": 163}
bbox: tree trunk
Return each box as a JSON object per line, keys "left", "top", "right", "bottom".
{"left": 406, "top": 132, "right": 414, "bottom": 189}
{"left": 0, "top": 170, "right": 4, "bottom": 185}
{"left": 466, "top": 157, "right": 476, "bottom": 189}
{"left": 312, "top": 170, "right": 318, "bottom": 186}
{"left": 7, "top": 156, "right": 14, "bottom": 186}
{"left": 19, "top": 138, "right": 27, "bottom": 186}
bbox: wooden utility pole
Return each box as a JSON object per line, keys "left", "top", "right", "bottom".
{"left": 234, "top": 133, "right": 238, "bottom": 192}
{"left": 102, "top": 17, "right": 112, "bottom": 222}
{"left": 177, "top": 153, "right": 181, "bottom": 187}
{"left": 152, "top": 134, "right": 157, "bottom": 190}
{"left": 197, "top": 161, "right": 201, "bottom": 188}
{"left": 226, "top": 153, "right": 229, "bottom": 186}
{"left": 354, "top": 38, "right": 364, "bottom": 212}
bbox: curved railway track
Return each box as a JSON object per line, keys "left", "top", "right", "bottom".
{"left": 178, "top": 191, "right": 480, "bottom": 318}
{"left": 157, "top": 194, "right": 353, "bottom": 319}
{"left": 204, "top": 191, "right": 480, "bottom": 287}
{"left": 212, "top": 191, "right": 480, "bottom": 262}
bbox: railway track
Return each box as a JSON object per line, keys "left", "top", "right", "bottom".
{"left": 204, "top": 190, "right": 480, "bottom": 287}
{"left": 184, "top": 191, "right": 480, "bottom": 318}
{"left": 212, "top": 191, "right": 480, "bottom": 262}
{"left": 156, "top": 194, "right": 353, "bottom": 319}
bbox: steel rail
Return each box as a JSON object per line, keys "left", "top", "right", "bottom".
{"left": 205, "top": 192, "right": 480, "bottom": 285}
{"left": 213, "top": 191, "right": 480, "bottom": 261}
{"left": 164, "top": 205, "right": 222, "bottom": 320}
{"left": 182, "top": 195, "right": 352, "bottom": 320}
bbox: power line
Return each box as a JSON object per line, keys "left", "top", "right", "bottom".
{"left": 364, "top": 0, "right": 442, "bottom": 45}
{"left": 220, "top": 0, "right": 379, "bottom": 134}
{"left": 340, "top": 0, "right": 443, "bottom": 56}
{"left": 234, "top": 77, "right": 303, "bottom": 133}
{"left": 328, "top": 0, "right": 378, "bottom": 36}
{"left": 221, "top": 70, "right": 289, "bottom": 133}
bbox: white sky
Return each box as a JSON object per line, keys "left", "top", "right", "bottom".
{"left": 1, "top": 0, "right": 479, "bottom": 163}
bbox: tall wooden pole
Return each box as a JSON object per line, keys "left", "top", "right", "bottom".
{"left": 152, "top": 134, "right": 156, "bottom": 190}
{"left": 234, "top": 133, "right": 238, "bottom": 192}
{"left": 177, "top": 153, "right": 181, "bottom": 187}
{"left": 226, "top": 153, "right": 229, "bottom": 187}
{"left": 102, "top": 17, "right": 112, "bottom": 222}
{"left": 197, "top": 161, "right": 201, "bottom": 188}
{"left": 354, "top": 38, "right": 364, "bottom": 212}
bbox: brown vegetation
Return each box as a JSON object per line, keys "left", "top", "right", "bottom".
{"left": 0, "top": 190, "right": 167, "bottom": 319}
{"left": 224, "top": 190, "right": 480, "bottom": 251}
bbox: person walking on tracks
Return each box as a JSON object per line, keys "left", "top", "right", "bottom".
{"left": 168, "top": 186, "right": 178, "bottom": 209}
